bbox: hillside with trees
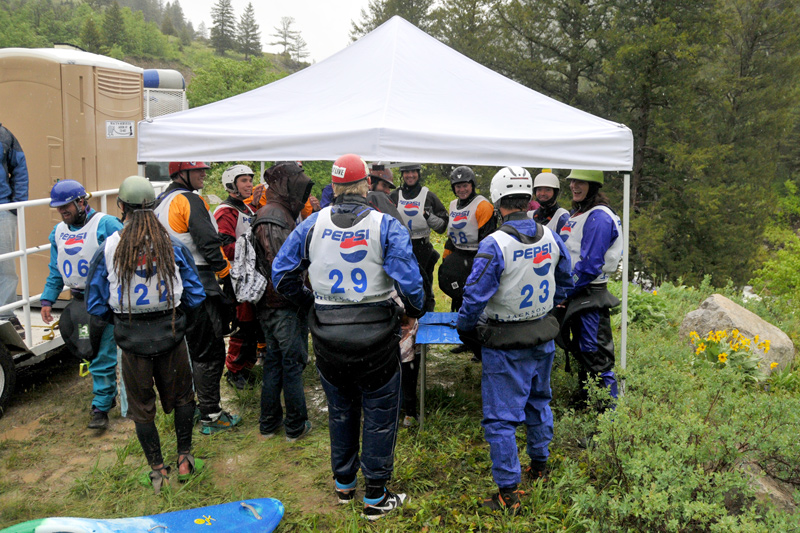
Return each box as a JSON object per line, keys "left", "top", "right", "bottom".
{"left": 0, "top": 0, "right": 309, "bottom": 93}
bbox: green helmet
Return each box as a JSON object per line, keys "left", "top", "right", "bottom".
{"left": 118, "top": 176, "right": 156, "bottom": 209}
{"left": 566, "top": 169, "right": 604, "bottom": 186}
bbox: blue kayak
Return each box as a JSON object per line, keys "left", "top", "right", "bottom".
{"left": 0, "top": 497, "right": 284, "bottom": 533}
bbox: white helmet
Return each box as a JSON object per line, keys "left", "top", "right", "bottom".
{"left": 533, "top": 171, "right": 560, "bottom": 190}
{"left": 222, "top": 164, "right": 254, "bottom": 193}
{"left": 490, "top": 166, "right": 532, "bottom": 203}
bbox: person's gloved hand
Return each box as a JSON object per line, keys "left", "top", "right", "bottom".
{"left": 297, "top": 289, "right": 314, "bottom": 316}
{"left": 423, "top": 207, "right": 445, "bottom": 230}
{"left": 457, "top": 327, "right": 479, "bottom": 347}
{"left": 220, "top": 275, "right": 237, "bottom": 304}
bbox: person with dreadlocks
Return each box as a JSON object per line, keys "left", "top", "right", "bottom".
{"left": 557, "top": 170, "right": 623, "bottom": 409}
{"left": 40, "top": 180, "right": 123, "bottom": 430}
{"left": 528, "top": 170, "right": 569, "bottom": 235}
{"left": 87, "top": 176, "right": 206, "bottom": 494}
{"left": 155, "top": 162, "right": 240, "bottom": 435}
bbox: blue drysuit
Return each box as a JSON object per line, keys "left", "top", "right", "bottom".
{"left": 41, "top": 209, "right": 123, "bottom": 413}
{"left": 458, "top": 214, "right": 573, "bottom": 489}
{"left": 562, "top": 207, "right": 621, "bottom": 398}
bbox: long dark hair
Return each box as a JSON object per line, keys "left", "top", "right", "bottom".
{"left": 572, "top": 183, "right": 611, "bottom": 213}
{"left": 113, "top": 208, "right": 177, "bottom": 323}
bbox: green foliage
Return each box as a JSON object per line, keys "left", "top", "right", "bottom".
{"left": 79, "top": 16, "right": 103, "bottom": 53}
{"left": 186, "top": 56, "right": 286, "bottom": 108}
{"left": 102, "top": 1, "right": 126, "bottom": 49}
{"left": 610, "top": 285, "right": 669, "bottom": 329}
{"left": 767, "top": 361, "right": 800, "bottom": 395}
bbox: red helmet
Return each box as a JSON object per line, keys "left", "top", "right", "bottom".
{"left": 168, "top": 161, "right": 210, "bottom": 177}
{"left": 331, "top": 154, "right": 368, "bottom": 184}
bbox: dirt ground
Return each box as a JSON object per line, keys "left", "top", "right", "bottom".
{"left": 0, "top": 349, "right": 344, "bottom": 529}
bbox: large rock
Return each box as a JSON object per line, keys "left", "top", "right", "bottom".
{"left": 679, "top": 294, "right": 794, "bottom": 371}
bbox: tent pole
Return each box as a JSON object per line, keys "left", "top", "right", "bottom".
{"left": 620, "top": 172, "right": 630, "bottom": 394}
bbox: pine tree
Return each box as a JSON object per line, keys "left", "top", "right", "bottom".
{"left": 102, "top": 1, "right": 127, "bottom": 49}
{"left": 350, "top": 0, "right": 434, "bottom": 39}
{"left": 161, "top": 13, "right": 175, "bottom": 36}
{"left": 237, "top": 2, "right": 261, "bottom": 60}
{"left": 271, "top": 16, "right": 299, "bottom": 56}
{"left": 210, "top": 0, "right": 236, "bottom": 55}
{"left": 80, "top": 17, "right": 103, "bottom": 53}
{"left": 291, "top": 34, "right": 309, "bottom": 63}
{"left": 197, "top": 21, "right": 209, "bottom": 41}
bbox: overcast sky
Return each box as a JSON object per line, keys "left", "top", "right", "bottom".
{"left": 182, "top": 0, "right": 372, "bottom": 63}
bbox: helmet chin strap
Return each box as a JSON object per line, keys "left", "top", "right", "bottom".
{"left": 178, "top": 171, "right": 196, "bottom": 191}
{"left": 73, "top": 200, "right": 88, "bottom": 226}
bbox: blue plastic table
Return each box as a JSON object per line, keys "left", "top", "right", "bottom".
{"left": 416, "top": 312, "right": 461, "bottom": 429}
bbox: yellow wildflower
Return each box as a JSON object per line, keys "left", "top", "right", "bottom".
{"left": 690, "top": 331, "right": 700, "bottom": 339}
{"left": 770, "top": 362, "right": 779, "bottom": 370}
{"left": 754, "top": 334, "right": 760, "bottom": 343}
{"left": 732, "top": 329, "right": 740, "bottom": 338}
{"left": 718, "top": 353, "right": 728, "bottom": 363}
{"left": 696, "top": 343, "right": 706, "bottom": 355}
{"left": 653, "top": 290, "right": 658, "bottom": 296}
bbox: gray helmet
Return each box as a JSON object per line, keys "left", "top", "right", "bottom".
{"left": 399, "top": 163, "right": 421, "bottom": 173}
{"left": 449, "top": 166, "right": 476, "bottom": 192}
{"left": 118, "top": 176, "right": 156, "bottom": 209}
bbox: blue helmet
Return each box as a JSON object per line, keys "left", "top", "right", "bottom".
{"left": 50, "top": 180, "right": 87, "bottom": 207}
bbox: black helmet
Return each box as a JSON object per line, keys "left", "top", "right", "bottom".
{"left": 449, "top": 166, "right": 476, "bottom": 193}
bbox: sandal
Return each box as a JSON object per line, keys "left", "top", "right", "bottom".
{"left": 177, "top": 453, "right": 205, "bottom": 483}
{"left": 139, "top": 465, "right": 171, "bottom": 495}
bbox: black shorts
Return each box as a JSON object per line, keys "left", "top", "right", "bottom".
{"left": 121, "top": 340, "right": 194, "bottom": 424}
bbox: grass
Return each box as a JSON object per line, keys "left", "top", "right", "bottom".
{"left": 3, "top": 220, "right": 800, "bottom": 530}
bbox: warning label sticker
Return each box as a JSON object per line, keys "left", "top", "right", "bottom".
{"left": 106, "top": 121, "right": 135, "bottom": 138}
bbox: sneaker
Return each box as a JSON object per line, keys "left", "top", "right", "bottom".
{"left": 362, "top": 489, "right": 406, "bottom": 520}
{"left": 402, "top": 415, "right": 417, "bottom": 428}
{"left": 524, "top": 460, "right": 549, "bottom": 483}
{"left": 200, "top": 410, "right": 241, "bottom": 435}
{"left": 88, "top": 408, "right": 109, "bottom": 430}
{"left": 480, "top": 489, "right": 524, "bottom": 514}
{"left": 334, "top": 479, "right": 356, "bottom": 504}
{"left": 260, "top": 423, "right": 283, "bottom": 439}
{"left": 225, "top": 371, "right": 248, "bottom": 390}
{"left": 286, "top": 420, "right": 312, "bottom": 442}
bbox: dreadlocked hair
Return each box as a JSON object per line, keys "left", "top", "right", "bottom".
{"left": 113, "top": 209, "right": 178, "bottom": 327}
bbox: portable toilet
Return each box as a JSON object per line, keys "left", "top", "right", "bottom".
{"left": 0, "top": 48, "right": 143, "bottom": 298}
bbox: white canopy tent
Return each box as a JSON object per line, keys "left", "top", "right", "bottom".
{"left": 137, "top": 16, "right": 634, "bottom": 371}
{"left": 138, "top": 16, "right": 632, "bottom": 169}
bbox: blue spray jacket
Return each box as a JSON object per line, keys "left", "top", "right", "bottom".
{"left": 0, "top": 124, "right": 28, "bottom": 204}
{"left": 457, "top": 216, "right": 573, "bottom": 331}
{"left": 272, "top": 202, "right": 425, "bottom": 315}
